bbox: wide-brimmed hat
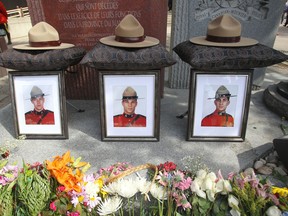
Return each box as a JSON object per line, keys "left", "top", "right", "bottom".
{"left": 190, "top": 14, "right": 258, "bottom": 47}
{"left": 122, "top": 86, "right": 138, "bottom": 100}
{"left": 208, "top": 85, "right": 237, "bottom": 99}
{"left": 115, "top": 86, "right": 144, "bottom": 100}
{"left": 30, "top": 86, "right": 49, "bottom": 99}
{"left": 13, "top": 22, "right": 74, "bottom": 50}
{"left": 100, "top": 14, "right": 159, "bottom": 48}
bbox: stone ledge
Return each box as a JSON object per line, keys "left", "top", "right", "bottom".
{"left": 263, "top": 82, "right": 288, "bottom": 119}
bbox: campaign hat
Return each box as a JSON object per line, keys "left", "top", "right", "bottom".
{"left": 30, "top": 86, "right": 47, "bottom": 99}
{"left": 190, "top": 14, "right": 258, "bottom": 47}
{"left": 122, "top": 86, "right": 138, "bottom": 100}
{"left": 100, "top": 14, "right": 159, "bottom": 48}
{"left": 13, "top": 22, "right": 74, "bottom": 50}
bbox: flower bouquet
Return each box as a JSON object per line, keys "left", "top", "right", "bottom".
{"left": 0, "top": 151, "right": 287, "bottom": 216}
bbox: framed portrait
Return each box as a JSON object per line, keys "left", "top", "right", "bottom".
{"left": 9, "top": 70, "right": 68, "bottom": 139}
{"left": 99, "top": 70, "right": 160, "bottom": 141}
{"left": 187, "top": 70, "right": 253, "bottom": 142}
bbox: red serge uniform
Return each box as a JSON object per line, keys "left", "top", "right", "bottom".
{"left": 201, "top": 110, "right": 234, "bottom": 127}
{"left": 0, "top": 2, "right": 7, "bottom": 24}
{"left": 113, "top": 113, "right": 146, "bottom": 127}
{"left": 25, "top": 109, "right": 55, "bottom": 125}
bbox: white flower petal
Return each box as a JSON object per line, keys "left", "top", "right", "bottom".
{"left": 150, "top": 183, "right": 167, "bottom": 200}
{"left": 216, "top": 179, "right": 232, "bottom": 194}
{"left": 195, "top": 188, "right": 206, "bottom": 199}
{"left": 206, "top": 190, "right": 215, "bottom": 202}
{"left": 116, "top": 178, "right": 139, "bottom": 198}
{"left": 206, "top": 172, "right": 217, "bottom": 182}
{"left": 228, "top": 194, "right": 239, "bottom": 208}
{"left": 266, "top": 205, "right": 282, "bottom": 216}
{"left": 102, "top": 181, "right": 119, "bottom": 195}
{"left": 135, "top": 177, "right": 151, "bottom": 194}
{"left": 196, "top": 169, "right": 207, "bottom": 180}
{"left": 190, "top": 180, "right": 200, "bottom": 192}
{"left": 97, "top": 196, "right": 122, "bottom": 216}
{"left": 201, "top": 178, "right": 213, "bottom": 191}
{"left": 230, "top": 209, "right": 241, "bottom": 216}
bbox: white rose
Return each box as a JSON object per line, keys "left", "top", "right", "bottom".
{"left": 265, "top": 206, "right": 282, "bottom": 216}
{"left": 196, "top": 169, "right": 207, "bottom": 180}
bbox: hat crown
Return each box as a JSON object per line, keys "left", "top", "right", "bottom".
{"left": 28, "top": 22, "right": 59, "bottom": 43}
{"left": 30, "top": 86, "right": 44, "bottom": 98}
{"left": 215, "top": 85, "right": 230, "bottom": 98}
{"left": 115, "top": 14, "right": 144, "bottom": 37}
{"left": 207, "top": 14, "right": 241, "bottom": 37}
{"left": 123, "top": 86, "right": 137, "bottom": 97}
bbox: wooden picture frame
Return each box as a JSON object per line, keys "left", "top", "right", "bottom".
{"left": 99, "top": 70, "right": 160, "bottom": 141}
{"left": 9, "top": 70, "right": 68, "bottom": 139}
{"left": 187, "top": 70, "right": 253, "bottom": 142}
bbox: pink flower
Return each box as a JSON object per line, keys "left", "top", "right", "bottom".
{"left": 156, "top": 171, "right": 169, "bottom": 187}
{"left": 49, "top": 201, "right": 57, "bottom": 211}
{"left": 174, "top": 193, "right": 191, "bottom": 209}
{"left": 174, "top": 177, "right": 192, "bottom": 191}
{"left": 57, "top": 185, "right": 66, "bottom": 192}
{"left": 67, "top": 211, "right": 80, "bottom": 216}
{"left": 227, "top": 172, "right": 235, "bottom": 180}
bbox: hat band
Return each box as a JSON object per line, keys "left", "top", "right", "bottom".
{"left": 31, "top": 93, "right": 44, "bottom": 99}
{"left": 206, "top": 35, "right": 240, "bottom": 43}
{"left": 29, "top": 40, "right": 61, "bottom": 47}
{"left": 115, "top": 35, "right": 145, "bottom": 43}
{"left": 216, "top": 94, "right": 231, "bottom": 98}
{"left": 122, "top": 96, "right": 138, "bottom": 100}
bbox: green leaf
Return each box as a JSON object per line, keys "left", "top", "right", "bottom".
{"left": 0, "top": 159, "right": 8, "bottom": 169}
{"left": 73, "top": 157, "right": 82, "bottom": 167}
{"left": 59, "top": 197, "right": 69, "bottom": 204}
{"left": 198, "top": 197, "right": 211, "bottom": 210}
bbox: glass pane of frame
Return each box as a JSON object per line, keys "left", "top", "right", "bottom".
{"left": 8, "top": 70, "right": 68, "bottom": 139}
{"left": 187, "top": 69, "right": 253, "bottom": 142}
{"left": 99, "top": 70, "right": 160, "bottom": 141}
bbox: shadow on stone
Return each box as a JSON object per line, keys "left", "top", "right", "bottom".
{"left": 237, "top": 142, "right": 273, "bottom": 170}
{"left": 273, "top": 136, "right": 288, "bottom": 170}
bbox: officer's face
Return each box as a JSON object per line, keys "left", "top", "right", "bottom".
{"left": 122, "top": 98, "right": 137, "bottom": 115}
{"left": 31, "top": 96, "right": 45, "bottom": 112}
{"left": 214, "top": 96, "right": 230, "bottom": 112}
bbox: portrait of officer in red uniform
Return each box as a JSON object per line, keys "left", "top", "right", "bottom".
{"left": 201, "top": 85, "right": 234, "bottom": 127}
{"left": 25, "top": 86, "right": 55, "bottom": 125}
{"left": 113, "top": 86, "right": 146, "bottom": 127}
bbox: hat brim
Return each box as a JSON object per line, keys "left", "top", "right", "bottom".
{"left": 208, "top": 95, "right": 237, "bottom": 99}
{"left": 25, "top": 94, "right": 50, "bottom": 100}
{"left": 190, "top": 36, "right": 258, "bottom": 47}
{"left": 100, "top": 36, "right": 159, "bottom": 48}
{"left": 13, "top": 43, "right": 75, "bottom": 50}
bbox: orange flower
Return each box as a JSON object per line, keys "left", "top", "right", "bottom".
{"left": 46, "top": 151, "right": 86, "bottom": 192}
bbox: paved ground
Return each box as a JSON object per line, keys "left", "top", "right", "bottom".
{"left": 0, "top": 15, "right": 288, "bottom": 176}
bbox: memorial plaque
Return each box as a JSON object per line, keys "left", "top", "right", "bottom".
{"left": 26, "top": 0, "right": 168, "bottom": 99}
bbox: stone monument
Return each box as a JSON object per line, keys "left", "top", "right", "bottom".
{"left": 26, "top": 0, "right": 168, "bottom": 99}
{"left": 169, "top": 0, "right": 286, "bottom": 89}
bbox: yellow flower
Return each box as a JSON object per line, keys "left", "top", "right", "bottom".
{"left": 272, "top": 186, "right": 288, "bottom": 197}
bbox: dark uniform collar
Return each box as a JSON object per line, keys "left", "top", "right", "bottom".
{"left": 124, "top": 113, "right": 135, "bottom": 118}
{"left": 33, "top": 109, "right": 46, "bottom": 115}
{"left": 218, "top": 111, "right": 226, "bottom": 116}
